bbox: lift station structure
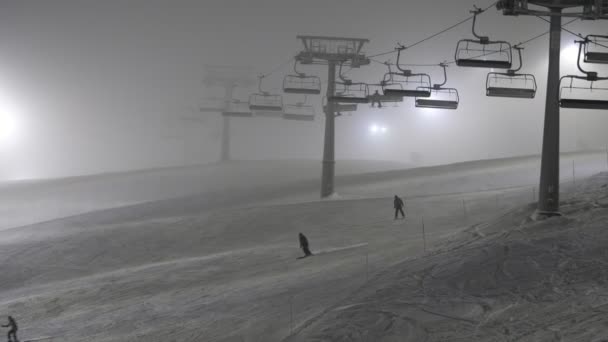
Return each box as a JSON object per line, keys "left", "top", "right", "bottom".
{"left": 496, "top": 0, "right": 608, "bottom": 216}
{"left": 294, "top": 35, "right": 370, "bottom": 198}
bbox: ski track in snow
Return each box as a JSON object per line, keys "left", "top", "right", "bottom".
{"left": 1, "top": 155, "right": 608, "bottom": 341}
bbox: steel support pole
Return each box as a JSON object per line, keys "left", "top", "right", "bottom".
{"left": 321, "top": 62, "right": 336, "bottom": 198}
{"left": 220, "top": 85, "right": 235, "bottom": 162}
{"left": 537, "top": 8, "right": 562, "bottom": 215}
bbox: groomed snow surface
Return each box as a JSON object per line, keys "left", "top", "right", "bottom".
{"left": 2, "top": 153, "right": 608, "bottom": 341}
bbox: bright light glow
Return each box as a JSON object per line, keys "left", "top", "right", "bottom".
{"left": 561, "top": 43, "right": 580, "bottom": 68}
{"left": 0, "top": 90, "right": 23, "bottom": 146}
{"left": 0, "top": 112, "right": 20, "bottom": 146}
{"left": 369, "top": 124, "right": 388, "bottom": 135}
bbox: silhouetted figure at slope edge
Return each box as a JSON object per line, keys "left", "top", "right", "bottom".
{"left": 299, "top": 233, "right": 313, "bottom": 257}
{"left": 394, "top": 195, "right": 405, "bottom": 220}
{"left": 370, "top": 90, "right": 383, "bottom": 108}
{"left": 2, "top": 316, "right": 18, "bottom": 342}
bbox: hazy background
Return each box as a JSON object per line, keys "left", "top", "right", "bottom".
{"left": 1, "top": 0, "right": 607, "bottom": 180}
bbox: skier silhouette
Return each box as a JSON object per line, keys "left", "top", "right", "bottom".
{"left": 2, "top": 316, "right": 18, "bottom": 342}
{"left": 394, "top": 195, "right": 405, "bottom": 219}
{"left": 299, "top": 233, "right": 313, "bottom": 257}
{"left": 370, "top": 90, "right": 382, "bottom": 108}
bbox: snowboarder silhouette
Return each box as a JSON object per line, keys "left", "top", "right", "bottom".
{"left": 2, "top": 316, "right": 18, "bottom": 342}
{"left": 299, "top": 233, "right": 313, "bottom": 257}
{"left": 370, "top": 90, "right": 382, "bottom": 108}
{"left": 394, "top": 195, "right": 405, "bottom": 220}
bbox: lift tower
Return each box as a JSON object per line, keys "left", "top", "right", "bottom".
{"left": 497, "top": 0, "right": 608, "bottom": 216}
{"left": 201, "top": 65, "right": 255, "bottom": 162}
{"left": 295, "top": 36, "right": 370, "bottom": 198}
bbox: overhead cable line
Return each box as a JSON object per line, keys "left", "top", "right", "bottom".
{"left": 367, "top": 0, "right": 499, "bottom": 59}
{"left": 260, "top": 57, "right": 294, "bottom": 78}
{"left": 535, "top": 16, "right": 608, "bottom": 49}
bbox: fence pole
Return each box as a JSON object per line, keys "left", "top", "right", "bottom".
{"left": 365, "top": 246, "right": 369, "bottom": 282}
{"left": 289, "top": 294, "right": 294, "bottom": 334}
{"left": 421, "top": 216, "right": 427, "bottom": 253}
{"left": 572, "top": 159, "right": 576, "bottom": 185}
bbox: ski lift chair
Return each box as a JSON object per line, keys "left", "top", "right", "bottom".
{"left": 382, "top": 48, "right": 432, "bottom": 98}
{"left": 221, "top": 100, "right": 253, "bottom": 117}
{"left": 324, "top": 103, "right": 358, "bottom": 113}
{"left": 559, "top": 39, "right": 608, "bottom": 110}
{"left": 455, "top": 8, "right": 512, "bottom": 69}
{"left": 560, "top": 76, "right": 608, "bottom": 109}
{"left": 486, "top": 46, "right": 537, "bottom": 98}
{"left": 283, "top": 96, "right": 316, "bottom": 121}
{"left": 283, "top": 60, "right": 322, "bottom": 95}
{"left": 415, "top": 64, "right": 460, "bottom": 110}
{"left": 322, "top": 95, "right": 358, "bottom": 114}
{"left": 328, "top": 63, "right": 370, "bottom": 103}
{"left": 249, "top": 75, "right": 284, "bottom": 111}
{"left": 329, "top": 82, "right": 369, "bottom": 103}
{"left": 367, "top": 83, "right": 403, "bottom": 105}
{"left": 583, "top": 35, "right": 608, "bottom": 64}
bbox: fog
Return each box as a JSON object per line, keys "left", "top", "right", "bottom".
{"left": 1, "top": 0, "right": 607, "bottom": 180}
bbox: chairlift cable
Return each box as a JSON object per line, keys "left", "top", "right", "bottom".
{"left": 260, "top": 57, "right": 295, "bottom": 79}
{"left": 459, "top": 17, "right": 581, "bottom": 64}
{"left": 399, "top": 17, "right": 580, "bottom": 67}
{"left": 367, "top": 0, "right": 499, "bottom": 59}
{"left": 370, "top": 10, "right": 579, "bottom": 70}
{"left": 535, "top": 16, "right": 608, "bottom": 50}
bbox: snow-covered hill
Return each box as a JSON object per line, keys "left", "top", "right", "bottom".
{"left": 1, "top": 152, "right": 605, "bottom": 231}
{"left": 1, "top": 154, "right": 607, "bottom": 341}
{"left": 288, "top": 173, "right": 608, "bottom": 342}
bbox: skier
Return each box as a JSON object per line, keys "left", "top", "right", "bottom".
{"left": 299, "top": 233, "right": 313, "bottom": 257}
{"left": 370, "top": 90, "right": 382, "bottom": 108}
{"left": 2, "top": 316, "right": 17, "bottom": 342}
{"left": 394, "top": 195, "right": 405, "bottom": 220}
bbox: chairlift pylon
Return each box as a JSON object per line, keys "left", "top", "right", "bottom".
{"left": 249, "top": 75, "right": 284, "bottom": 111}
{"left": 382, "top": 48, "right": 432, "bottom": 98}
{"left": 415, "top": 63, "right": 459, "bottom": 110}
{"left": 486, "top": 46, "right": 537, "bottom": 99}
{"left": 283, "top": 60, "right": 322, "bottom": 95}
{"left": 560, "top": 39, "right": 608, "bottom": 110}
{"left": 455, "top": 8, "right": 512, "bottom": 69}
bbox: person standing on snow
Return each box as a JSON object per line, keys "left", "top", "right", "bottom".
{"left": 2, "top": 316, "right": 18, "bottom": 342}
{"left": 299, "top": 233, "right": 313, "bottom": 257}
{"left": 394, "top": 195, "right": 405, "bottom": 220}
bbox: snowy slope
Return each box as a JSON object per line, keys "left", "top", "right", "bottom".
{"left": 0, "top": 184, "right": 533, "bottom": 342}
{"left": 1, "top": 152, "right": 605, "bottom": 231}
{"left": 1, "top": 155, "right": 607, "bottom": 341}
{"left": 287, "top": 173, "right": 608, "bottom": 342}
{"left": 0, "top": 159, "right": 408, "bottom": 231}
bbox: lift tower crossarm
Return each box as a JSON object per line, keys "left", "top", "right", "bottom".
{"left": 497, "top": 0, "right": 608, "bottom": 18}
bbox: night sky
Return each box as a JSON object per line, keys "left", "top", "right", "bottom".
{"left": 1, "top": 0, "right": 606, "bottom": 179}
